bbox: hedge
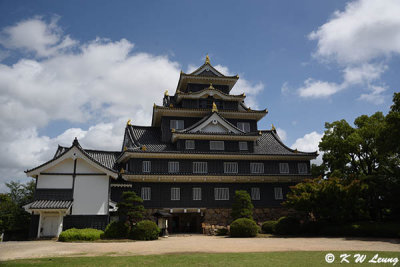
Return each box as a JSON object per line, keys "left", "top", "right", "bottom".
{"left": 261, "top": 220, "right": 278, "bottom": 234}
{"left": 274, "top": 217, "right": 301, "bottom": 235}
{"left": 130, "top": 220, "right": 160, "bottom": 240}
{"left": 102, "top": 221, "right": 129, "bottom": 239}
{"left": 229, "top": 218, "right": 258, "bottom": 237}
{"left": 58, "top": 228, "right": 103, "bottom": 242}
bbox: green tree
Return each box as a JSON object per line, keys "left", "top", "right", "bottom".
{"left": 231, "top": 190, "right": 254, "bottom": 221}
{"left": 117, "top": 191, "right": 145, "bottom": 229}
{"left": 284, "top": 177, "right": 367, "bottom": 223}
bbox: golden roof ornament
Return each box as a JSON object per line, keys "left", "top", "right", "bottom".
{"left": 271, "top": 124, "right": 276, "bottom": 131}
{"left": 208, "top": 83, "right": 214, "bottom": 89}
{"left": 205, "top": 54, "right": 210, "bottom": 64}
{"left": 164, "top": 90, "right": 169, "bottom": 96}
{"left": 126, "top": 119, "right": 132, "bottom": 126}
{"left": 169, "top": 103, "right": 174, "bottom": 108}
{"left": 141, "top": 145, "right": 147, "bottom": 151}
{"left": 120, "top": 168, "right": 125, "bottom": 174}
{"left": 212, "top": 102, "right": 218, "bottom": 112}
{"left": 171, "top": 128, "right": 176, "bottom": 133}
{"left": 294, "top": 148, "right": 298, "bottom": 153}
{"left": 123, "top": 146, "right": 127, "bottom": 151}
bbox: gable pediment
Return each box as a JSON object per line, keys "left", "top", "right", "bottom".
{"left": 186, "top": 113, "right": 244, "bottom": 134}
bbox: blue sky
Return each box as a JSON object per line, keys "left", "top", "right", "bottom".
{"left": 0, "top": 0, "right": 399, "bottom": 191}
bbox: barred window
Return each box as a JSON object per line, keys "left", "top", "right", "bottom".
{"left": 279, "top": 163, "right": 289, "bottom": 174}
{"left": 192, "top": 187, "right": 202, "bottom": 201}
{"left": 210, "top": 141, "right": 224, "bottom": 150}
{"left": 214, "top": 188, "right": 229, "bottom": 200}
{"left": 141, "top": 187, "right": 151, "bottom": 201}
{"left": 142, "top": 161, "right": 151, "bottom": 173}
{"left": 185, "top": 140, "right": 195, "bottom": 150}
{"left": 251, "top": 187, "right": 260, "bottom": 200}
{"left": 298, "top": 163, "right": 308, "bottom": 174}
{"left": 224, "top": 162, "right": 238, "bottom": 174}
{"left": 171, "top": 188, "right": 180, "bottom": 200}
{"left": 274, "top": 187, "right": 283, "bottom": 200}
{"left": 125, "top": 162, "right": 129, "bottom": 172}
{"left": 193, "top": 162, "right": 207, "bottom": 173}
{"left": 170, "top": 120, "right": 184, "bottom": 130}
{"left": 250, "top": 162, "right": 264, "bottom": 174}
{"left": 168, "top": 161, "right": 179, "bottom": 173}
{"left": 237, "top": 122, "right": 250, "bottom": 132}
{"left": 239, "top": 141, "right": 248, "bottom": 151}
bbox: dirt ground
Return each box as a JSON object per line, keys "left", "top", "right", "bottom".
{"left": 0, "top": 235, "right": 399, "bottom": 261}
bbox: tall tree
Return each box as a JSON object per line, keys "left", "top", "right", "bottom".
{"left": 117, "top": 191, "right": 145, "bottom": 229}
{"left": 231, "top": 190, "right": 254, "bottom": 221}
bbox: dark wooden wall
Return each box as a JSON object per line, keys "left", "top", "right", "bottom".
{"left": 127, "top": 159, "right": 310, "bottom": 175}
{"left": 34, "top": 189, "right": 73, "bottom": 200}
{"left": 111, "top": 182, "right": 294, "bottom": 209}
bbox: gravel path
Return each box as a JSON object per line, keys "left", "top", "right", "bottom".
{"left": 0, "top": 235, "right": 399, "bottom": 261}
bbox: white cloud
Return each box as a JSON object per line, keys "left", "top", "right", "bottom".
{"left": 343, "top": 63, "right": 387, "bottom": 85}
{"left": 298, "top": 78, "right": 343, "bottom": 98}
{"left": 358, "top": 85, "right": 386, "bottom": 105}
{"left": 0, "top": 16, "right": 77, "bottom": 58}
{"left": 309, "top": 0, "right": 400, "bottom": 64}
{"left": 276, "top": 127, "right": 287, "bottom": 141}
{"left": 281, "top": 82, "right": 289, "bottom": 95}
{"left": 291, "top": 131, "right": 323, "bottom": 164}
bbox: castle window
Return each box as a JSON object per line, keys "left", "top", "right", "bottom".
{"left": 141, "top": 187, "right": 151, "bottom": 201}
{"left": 250, "top": 163, "right": 264, "bottom": 174}
{"left": 237, "top": 122, "right": 250, "bottom": 132}
{"left": 168, "top": 161, "right": 179, "bottom": 173}
{"left": 214, "top": 188, "right": 229, "bottom": 200}
{"left": 239, "top": 141, "right": 248, "bottom": 151}
{"left": 251, "top": 187, "right": 260, "bottom": 200}
{"left": 171, "top": 188, "right": 180, "bottom": 200}
{"left": 193, "top": 162, "right": 207, "bottom": 173}
{"left": 224, "top": 162, "right": 238, "bottom": 174}
{"left": 279, "top": 163, "right": 289, "bottom": 174}
{"left": 142, "top": 161, "right": 151, "bottom": 173}
{"left": 185, "top": 140, "right": 195, "bottom": 150}
{"left": 274, "top": 187, "right": 283, "bottom": 200}
{"left": 170, "top": 120, "right": 184, "bottom": 130}
{"left": 298, "top": 163, "right": 308, "bottom": 174}
{"left": 192, "top": 187, "right": 202, "bottom": 200}
{"left": 210, "top": 141, "right": 224, "bottom": 150}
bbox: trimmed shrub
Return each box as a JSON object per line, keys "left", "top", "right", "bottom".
{"left": 231, "top": 190, "right": 254, "bottom": 221}
{"left": 229, "top": 218, "right": 258, "bottom": 237}
{"left": 58, "top": 228, "right": 103, "bottom": 242}
{"left": 274, "top": 217, "right": 301, "bottom": 235}
{"left": 216, "top": 228, "right": 229, "bottom": 236}
{"left": 261, "top": 220, "right": 277, "bottom": 234}
{"left": 102, "top": 221, "right": 129, "bottom": 239}
{"left": 130, "top": 220, "right": 160, "bottom": 240}
{"left": 319, "top": 222, "right": 400, "bottom": 237}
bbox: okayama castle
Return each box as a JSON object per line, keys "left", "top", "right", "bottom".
{"left": 24, "top": 56, "right": 317, "bottom": 238}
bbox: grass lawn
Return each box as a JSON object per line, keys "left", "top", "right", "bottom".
{"left": 1, "top": 251, "right": 399, "bottom": 267}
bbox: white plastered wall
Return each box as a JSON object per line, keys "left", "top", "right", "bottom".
{"left": 37, "top": 175, "right": 73, "bottom": 189}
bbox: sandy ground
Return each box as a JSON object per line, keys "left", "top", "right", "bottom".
{"left": 0, "top": 235, "right": 399, "bottom": 261}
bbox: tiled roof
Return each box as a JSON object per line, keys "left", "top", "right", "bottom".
{"left": 124, "top": 124, "right": 317, "bottom": 157}
{"left": 28, "top": 200, "right": 73, "bottom": 209}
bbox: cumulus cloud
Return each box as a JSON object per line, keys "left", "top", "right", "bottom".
{"left": 276, "top": 127, "right": 287, "bottom": 141}
{"left": 298, "top": 78, "right": 343, "bottom": 98}
{"left": 291, "top": 131, "right": 323, "bottom": 164}
{"left": 299, "top": 0, "right": 399, "bottom": 103}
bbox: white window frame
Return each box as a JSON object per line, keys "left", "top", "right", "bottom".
{"left": 185, "top": 140, "right": 195, "bottom": 150}
{"left": 141, "top": 187, "right": 151, "bottom": 201}
{"left": 171, "top": 187, "right": 180, "bottom": 201}
{"left": 251, "top": 187, "right": 260, "bottom": 200}
{"left": 250, "top": 162, "right": 264, "bottom": 174}
{"left": 239, "top": 141, "right": 248, "bottom": 151}
{"left": 168, "top": 161, "right": 179, "bottom": 173}
{"left": 214, "top": 188, "right": 229, "bottom": 200}
{"left": 274, "top": 187, "right": 283, "bottom": 200}
{"left": 224, "top": 162, "right": 238, "bottom": 174}
{"left": 193, "top": 162, "right": 208, "bottom": 174}
{"left": 279, "top": 163, "right": 289, "bottom": 174}
{"left": 210, "top": 141, "right": 224, "bottom": 151}
{"left": 298, "top": 163, "right": 308, "bottom": 174}
{"left": 192, "top": 187, "right": 202, "bottom": 201}
{"left": 170, "top": 119, "right": 184, "bottom": 130}
{"left": 237, "top": 122, "right": 250, "bottom": 132}
{"left": 142, "top": 161, "right": 151, "bottom": 173}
